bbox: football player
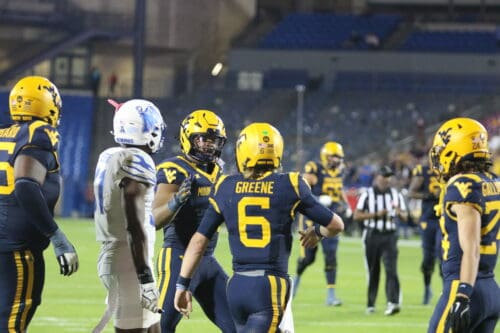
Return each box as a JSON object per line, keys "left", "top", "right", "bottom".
{"left": 153, "top": 110, "right": 235, "bottom": 332}
{"left": 293, "top": 141, "right": 349, "bottom": 306}
{"left": 427, "top": 118, "right": 500, "bottom": 333}
{"left": 408, "top": 156, "right": 442, "bottom": 305}
{"left": 0, "top": 76, "right": 79, "bottom": 332}
{"left": 173, "top": 122, "right": 344, "bottom": 332}
{"left": 93, "top": 99, "right": 165, "bottom": 333}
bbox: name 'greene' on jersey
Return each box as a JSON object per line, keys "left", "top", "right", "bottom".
{"left": 197, "top": 171, "right": 334, "bottom": 276}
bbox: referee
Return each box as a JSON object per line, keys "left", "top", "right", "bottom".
{"left": 353, "top": 165, "right": 408, "bottom": 316}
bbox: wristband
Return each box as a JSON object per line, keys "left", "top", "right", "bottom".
{"left": 137, "top": 266, "right": 154, "bottom": 284}
{"left": 457, "top": 282, "right": 473, "bottom": 298}
{"left": 176, "top": 275, "right": 191, "bottom": 291}
{"left": 314, "top": 224, "right": 324, "bottom": 238}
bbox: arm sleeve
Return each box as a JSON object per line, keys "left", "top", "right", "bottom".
{"left": 14, "top": 177, "right": 58, "bottom": 237}
{"left": 296, "top": 176, "right": 334, "bottom": 227}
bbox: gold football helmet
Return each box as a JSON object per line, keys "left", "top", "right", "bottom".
{"left": 9, "top": 76, "right": 62, "bottom": 127}
{"left": 320, "top": 141, "right": 344, "bottom": 169}
{"left": 179, "top": 110, "right": 226, "bottom": 163}
{"left": 236, "top": 122, "right": 283, "bottom": 173}
{"left": 429, "top": 117, "right": 489, "bottom": 180}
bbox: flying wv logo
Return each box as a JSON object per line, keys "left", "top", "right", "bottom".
{"left": 42, "top": 84, "right": 61, "bottom": 109}
{"left": 438, "top": 128, "right": 452, "bottom": 145}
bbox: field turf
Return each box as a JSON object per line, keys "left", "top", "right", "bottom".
{"left": 29, "top": 218, "right": 498, "bottom": 332}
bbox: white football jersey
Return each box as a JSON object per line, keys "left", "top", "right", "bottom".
{"left": 94, "top": 147, "right": 157, "bottom": 257}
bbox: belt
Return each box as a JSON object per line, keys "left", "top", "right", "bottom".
{"left": 235, "top": 270, "right": 288, "bottom": 278}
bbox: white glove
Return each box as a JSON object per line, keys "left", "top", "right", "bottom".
{"left": 345, "top": 207, "right": 353, "bottom": 218}
{"left": 318, "top": 195, "right": 332, "bottom": 207}
{"left": 140, "top": 282, "right": 162, "bottom": 313}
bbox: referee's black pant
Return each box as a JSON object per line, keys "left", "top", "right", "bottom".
{"left": 362, "top": 229, "right": 400, "bottom": 308}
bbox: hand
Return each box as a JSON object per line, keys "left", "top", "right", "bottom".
{"left": 299, "top": 226, "right": 322, "bottom": 248}
{"left": 376, "top": 209, "right": 388, "bottom": 218}
{"left": 140, "top": 282, "right": 163, "bottom": 313}
{"left": 345, "top": 207, "right": 353, "bottom": 218}
{"left": 445, "top": 295, "right": 470, "bottom": 333}
{"left": 174, "top": 289, "right": 193, "bottom": 319}
{"left": 49, "top": 229, "right": 79, "bottom": 276}
{"left": 176, "top": 176, "right": 193, "bottom": 203}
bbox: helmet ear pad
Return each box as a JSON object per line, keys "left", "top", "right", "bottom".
{"left": 112, "top": 99, "right": 166, "bottom": 153}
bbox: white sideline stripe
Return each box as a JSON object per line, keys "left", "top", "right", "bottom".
{"left": 32, "top": 316, "right": 210, "bottom": 325}
{"left": 339, "top": 236, "right": 421, "bottom": 247}
{"left": 293, "top": 303, "right": 431, "bottom": 309}
{"left": 301, "top": 322, "right": 428, "bottom": 327}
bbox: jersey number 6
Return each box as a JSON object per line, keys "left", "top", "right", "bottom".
{"left": 237, "top": 197, "right": 271, "bottom": 248}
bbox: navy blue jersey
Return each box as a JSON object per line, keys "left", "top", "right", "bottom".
{"left": 305, "top": 161, "right": 344, "bottom": 211}
{"left": 439, "top": 172, "right": 500, "bottom": 280}
{"left": 412, "top": 164, "right": 440, "bottom": 221}
{"left": 0, "top": 121, "right": 60, "bottom": 252}
{"left": 197, "top": 171, "right": 334, "bottom": 276}
{"left": 156, "top": 155, "right": 222, "bottom": 254}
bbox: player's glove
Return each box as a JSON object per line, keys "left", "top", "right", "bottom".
{"left": 445, "top": 295, "right": 470, "bottom": 333}
{"left": 318, "top": 195, "right": 332, "bottom": 207}
{"left": 138, "top": 267, "right": 162, "bottom": 313}
{"left": 140, "top": 282, "right": 162, "bottom": 313}
{"left": 167, "top": 176, "right": 193, "bottom": 212}
{"left": 49, "top": 228, "right": 79, "bottom": 276}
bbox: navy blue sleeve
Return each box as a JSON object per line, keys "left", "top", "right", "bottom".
{"left": 18, "top": 147, "right": 57, "bottom": 170}
{"left": 296, "top": 176, "right": 334, "bottom": 227}
{"left": 197, "top": 201, "right": 224, "bottom": 238}
{"left": 14, "top": 177, "right": 58, "bottom": 237}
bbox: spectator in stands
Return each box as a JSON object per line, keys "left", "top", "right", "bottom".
{"left": 108, "top": 72, "right": 118, "bottom": 96}
{"left": 89, "top": 67, "right": 101, "bottom": 96}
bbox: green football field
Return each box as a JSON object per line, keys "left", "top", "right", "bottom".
{"left": 28, "top": 218, "right": 499, "bottom": 333}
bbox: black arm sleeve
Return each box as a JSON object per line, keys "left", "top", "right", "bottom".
{"left": 14, "top": 177, "right": 58, "bottom": 237}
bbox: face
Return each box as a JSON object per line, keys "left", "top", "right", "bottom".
{"left": 375, "top": 174, "right": 391, "bottom": 190}
{"left": 325, "top": 154, "right": 343, "bottom": 169}
{"left": 192, "top": 134, "right": 224, "bottom": 157}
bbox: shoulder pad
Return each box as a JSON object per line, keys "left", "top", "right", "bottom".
{"left": 156, "top": 159, "right": 189, "bottom": 185}
{"left": 445, "top": 173, "right": 482, "bottom": 205}
{"left": 25, "top": 121, "right": 59, "bottom": 151}
{"left": 304, "top": 161, "right": 318, "bottom": 173}
{"left": 118, "top": 148, "right": 156, "bottom": 186}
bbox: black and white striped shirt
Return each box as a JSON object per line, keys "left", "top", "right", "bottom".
{"left": 356, "top": 187, "right": 407, "bottom": 232}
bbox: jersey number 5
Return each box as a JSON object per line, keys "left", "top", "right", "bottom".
{"left": 237, "top": 197, "right": 271, "bottom": 248}
{"left": 0, "top": 142, "right": 16, "bottom": 195}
